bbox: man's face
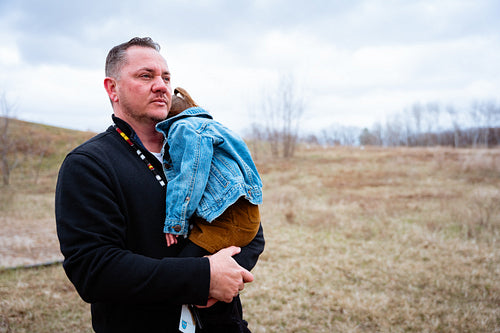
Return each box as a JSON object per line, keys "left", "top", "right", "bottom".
{"left": 110, "top": 46, "right": 172, "bottom": 125}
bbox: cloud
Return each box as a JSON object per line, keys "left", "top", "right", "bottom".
{"left": 0, "top": 0, "right": 499, "bottom": 134}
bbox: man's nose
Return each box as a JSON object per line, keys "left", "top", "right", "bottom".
{"left": 152, "top": 76, "right": 168, "bottom": 93}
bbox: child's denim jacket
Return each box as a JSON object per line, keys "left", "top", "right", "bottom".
{"left": 155, "top": 107, "right": 263, "bottom": 236}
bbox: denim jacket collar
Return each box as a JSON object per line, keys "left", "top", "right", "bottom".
{"left": 155, "top": 107, "right": 212, "bottom": 136}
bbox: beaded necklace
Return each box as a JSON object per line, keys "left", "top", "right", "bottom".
{"left": 115, "top": 126, "right": 166, "bottom": 187}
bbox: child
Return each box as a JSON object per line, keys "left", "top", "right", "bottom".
{"left": 156, "top": 88, "right": 262, "bottom": 331}
{"left": 156, "top": 88, "right": 263, "bottom": 258}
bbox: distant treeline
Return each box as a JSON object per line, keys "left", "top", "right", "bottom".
{"left": 358, "top": 126, "right": 500, "bottom": 148}
{"left": 301, "top": 100, "right": 500, "bottom": 148}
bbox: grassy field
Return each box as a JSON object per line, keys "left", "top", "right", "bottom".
{"left": 1, "top": 121, "right": 499, "bottom": 332}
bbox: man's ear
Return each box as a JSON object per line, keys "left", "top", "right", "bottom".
{"left": 104, "top": 77, "right": 119, "bottom": 102}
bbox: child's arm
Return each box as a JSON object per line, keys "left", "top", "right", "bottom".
{"left": 163, "top": 121, "right": 214, "bottom": 232}
{"left": 165, "top": 233, "right": 178, "bottom": 247}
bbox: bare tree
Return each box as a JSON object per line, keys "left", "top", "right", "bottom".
{"left": 446, "top": 105, "right": 461, "bottom": 148}
{"left": 410, "top": 103, "right": 423, "bottom": 145}
{"left": 469, "top": 101, "right": 484, "bottom": 147}
{"left": 245, "top": 122, "right": 266, "bottom": 161}
{"left": 384, "top": 113, "right": 406, "bottom": 147}
{"left": 401, "top": 109, "right": 413, "bottom": 146}
{"left": 370, "top": 122, "right": 383, "bottom": 146}
{"left": 262, "top": 92, "right": 281, "bottom": 157}
{"left": 426, "top": 102, "right": 441, "bottom": 145}
{"left": 359, "top": 128, "right": 379, "bottom": 146}
{"left": 471, "top": 100, "right": 500, "bottom": 147}
{"left": 0, "top": 93, "right": 19, "bottom": 185}
{"left": 321, "top": 124, "right": 360, "bottom": 146}
{"left": 261, "top": 75, "right": 305, "bottom": 158}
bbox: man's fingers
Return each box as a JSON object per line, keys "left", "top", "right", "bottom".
{"left": 241, "top": 269, "right": 254, "bottom": 283}
{"left": 196, "top": 297, "right": 218, "bottom": 309}
{"left": 217, "top": 246, "right": 241, "bottom": 257}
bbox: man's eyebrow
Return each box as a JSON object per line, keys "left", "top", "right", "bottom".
{"left": 137, "top": 67, "right": 170, "bottom": 75}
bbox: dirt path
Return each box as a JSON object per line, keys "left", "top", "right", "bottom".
{"left": 0, "top": 217, "right": 63, "bottom": 268}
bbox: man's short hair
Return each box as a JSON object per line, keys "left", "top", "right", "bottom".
{"left": 105, "top": 37, "right": 161, "bottom": 79}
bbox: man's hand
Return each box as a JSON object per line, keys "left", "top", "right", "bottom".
{"left": 207, "top": 246, "right": 254, "bottom": 303}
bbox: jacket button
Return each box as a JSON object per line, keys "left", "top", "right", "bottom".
{"left": 173, "top": 225, "right": 182, "bottom": 232}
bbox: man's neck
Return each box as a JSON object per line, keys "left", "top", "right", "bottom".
{"left": 133, "top": 123, "right": 164, "bottom": 153}
{"left": 117, "top": 115, "right": 163, "bottom": 153}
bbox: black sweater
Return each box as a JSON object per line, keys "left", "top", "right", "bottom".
{"left": 55, "top": 116, "right": 265, "bottom": 332}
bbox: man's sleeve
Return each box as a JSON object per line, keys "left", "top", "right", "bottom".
{"left": 55, "top": 152, "right": 210, "bottom": 305}
{"left": 233, "top": 223, "right": 265, "bottom": 271}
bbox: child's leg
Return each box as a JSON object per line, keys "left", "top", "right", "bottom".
{"left": 189, "top": 197, "right": 261, "bottom": 253}
{"left": 197, "top": 295, "right": 251, "bottom": 333}
{"left": 182, "top": 199, "right": 259, "bottom": 332}
{"left": 179, "top": 242, "right": 251, "bottom": 332}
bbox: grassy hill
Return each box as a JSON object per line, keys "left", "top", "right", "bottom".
{"left": 0, "top": 118, "right": 95, "bottom": 185}
{"left": 0, "top": 118, "right": 95, "bottom": 268}
{"left": 1, "top": 120, "right": 499, "bottom": 332}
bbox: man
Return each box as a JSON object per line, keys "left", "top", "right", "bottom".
{"left": 55, "top": 37, "right": 265, "bottom": 332}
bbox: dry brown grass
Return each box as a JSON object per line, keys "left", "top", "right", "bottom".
{"left": 1, "top": 140, "right": 499, "bottom": 332}
{"left": 243, "top": 146, "right": 500, "bottom": 332}
{"left": 0, "top": 265, "right": 91, "bottom": 333}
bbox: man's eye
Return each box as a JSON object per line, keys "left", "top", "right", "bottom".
{"left": 163, "top": 76, "right": 170, "bottom": 82}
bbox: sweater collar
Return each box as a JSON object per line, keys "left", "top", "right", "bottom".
{"left": 111, "top": 114, "right": 147, "bottom": 151}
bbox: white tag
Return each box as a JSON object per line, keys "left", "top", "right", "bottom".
{"left": 179, "top": 304, "right": 196, "bottom": 333}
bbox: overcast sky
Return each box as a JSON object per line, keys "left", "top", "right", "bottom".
{"left": 0, "top": 0, "right": 499, "bottom": 135}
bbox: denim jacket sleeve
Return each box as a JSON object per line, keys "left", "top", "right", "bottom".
{"left": 163, "top": 120, "right": 214, "bottom": 235}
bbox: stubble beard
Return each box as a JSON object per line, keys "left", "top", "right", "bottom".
{"left": 120, "top": 102, "right": 168, "bottom": 126}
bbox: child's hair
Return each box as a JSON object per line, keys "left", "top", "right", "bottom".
{"left": 168, "top": 87, "right": 199, "bottom": 118}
